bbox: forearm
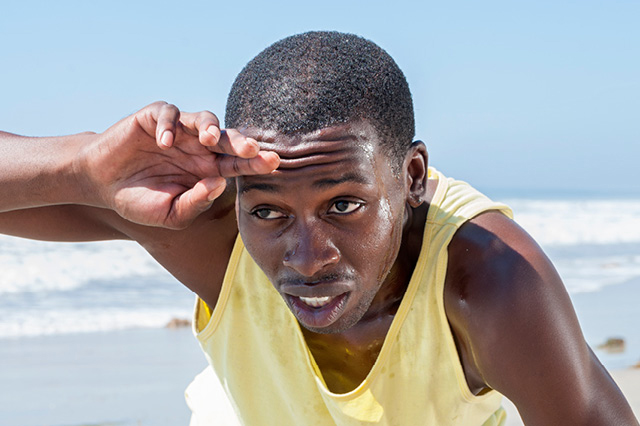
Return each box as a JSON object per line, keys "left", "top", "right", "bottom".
{"left": 0, "top": 131, "right": 95, "bottom": 212}
{"left": 0, "top": 205, "right": 130, "bottom": 242}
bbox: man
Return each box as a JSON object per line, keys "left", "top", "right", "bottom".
{"left": 0, "top": 31, "right": 637, "bottom": 425}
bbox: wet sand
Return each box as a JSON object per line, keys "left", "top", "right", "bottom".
{"left": 0, "top": 327, "right": 208, "bottom": 426}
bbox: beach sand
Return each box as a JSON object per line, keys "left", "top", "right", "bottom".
{"left": 1, "top": 326, "right": 638, "bottom": 426}
{"left": 0, "top": 327, "right": 208, "bottom": 426}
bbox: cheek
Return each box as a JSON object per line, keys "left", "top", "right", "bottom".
{"left": 237, "top": 216, "right": 277, "bottom": 276}
{"left": 350, "top": 198, "right": 404, "bottom": 282}
{"left": 366, "top": 169, "right": 407, "bottom": 281}
{"left": 375, "top": 201, "right": 405, "bottom": 281}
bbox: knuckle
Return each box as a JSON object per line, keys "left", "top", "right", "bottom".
{"left": 202, "top": 110, "right": 219, "bottom": 124}
{"left": 148, "top": 100, "right": 168, "bottom": 111}
{"left": 232, "top": 158, "right": 242, "bottom": 175}
{"left": 163, "top": 102, "right": 178, "bottom": 112}
{"left": 195, "top": 112, "right": 209, "bottom": 129}
{"left": 160, "top": 103, "right": 179, "bottom": 119}
{"left": 216, "top": 157, "right": 224, "bottom": 177}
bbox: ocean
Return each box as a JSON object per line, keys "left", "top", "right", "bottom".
{"left": 1, "top": 196, "right": 639, "bottom": 368}
{"left": 0, "top": 237, "right": 195, "bottom": 338}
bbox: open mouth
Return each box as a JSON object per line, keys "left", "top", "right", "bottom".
{"left": 287, "top": 292, "right": 350, "bottom": 330}
{"left": 298, "top": 295, "right": 335, "bottom": 308}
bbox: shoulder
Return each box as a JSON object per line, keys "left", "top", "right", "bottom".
{"left": 443, "top": 210, "right": 568, "bottom": 354}
{"left": 444, "top": 211, "right": 560, "bottom": 325}
{"left": 443, "top": 210, "right": 563, "bottom": 395}
{"left": 443, "top": 211, "right": 636, "bottom": 425}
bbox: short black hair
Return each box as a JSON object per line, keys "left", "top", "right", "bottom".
{"left": 225, "top": 31, "right": 415, "bottom": 165}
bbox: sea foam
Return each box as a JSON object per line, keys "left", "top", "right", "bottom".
{"left": 0, "top": 234, "right": 193, "bottom": 338}
{"left": 507, "top": 199, "right": 640, "bottom": 246}
{"left": 0, "top": 236, "right": 163, "bottom": 295}
{"left": 1, "top": 197, "right": 639, "bottom": 337}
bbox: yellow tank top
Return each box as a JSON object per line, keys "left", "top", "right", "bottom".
{"left": 193, "top": 168, "right": 513, "bottom": 425}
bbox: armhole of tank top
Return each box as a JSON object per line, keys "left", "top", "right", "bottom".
{"left": 193, "top": 235, "right": 245, "bottom": 341}
{"left": 426, "top": 169, "right": 493, "bottom": 402}
{"left": 435, "top": 209, "right": 511, "bottom": 404}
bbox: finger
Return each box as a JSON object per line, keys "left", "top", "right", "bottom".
{"left": 215, "top": 151, "right": 280, "bottom": 177}
{"left": 169, "top": 177, "right": 227, "bottom": 228}
{"left": 154, "top": 103, "right": 181, "bottom": 150}
{"left": 207, "top": 128, "right": 260, "bottom": 159}
{"left": 179, "top": 110, "right": 222, "bottom": 147}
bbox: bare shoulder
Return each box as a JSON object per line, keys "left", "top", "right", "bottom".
{"left": 444, "top": 211, "right": 562, "bottom": 331}
{"left": 444, "top": 211, "right": 637, "bottom": 425}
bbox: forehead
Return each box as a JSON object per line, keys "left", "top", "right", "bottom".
{"left": 237, "top": 122, "right": 392, "bottom": 192}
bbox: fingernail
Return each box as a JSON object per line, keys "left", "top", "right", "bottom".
{"left": 247, "top": 138, "right": 259, "bottom": 151}
{"left": 207, "top": 188, "right": 221, "bottom": 201}
{"left": 207, "top": 178, "right": 226, "bottom": 201}
{"left": 160, "top": 131, "right": 171, "bottom": 147}
{"left": 207, "top": 125, "right": 220, "bottom": 141}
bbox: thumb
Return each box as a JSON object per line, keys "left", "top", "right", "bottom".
{"left": 168, "top": 177, "right": 227, "bottom": 228}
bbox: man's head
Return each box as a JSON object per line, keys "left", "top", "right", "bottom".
{"left": 230, "top": 32, "right": 427, "bottom": 335}
{"left": 225, "top": 31, "right": 415, "bottom": 168}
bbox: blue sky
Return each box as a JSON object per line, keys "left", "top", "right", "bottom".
{"left": 1, "top": 0, "right": 638, "bottom": 196}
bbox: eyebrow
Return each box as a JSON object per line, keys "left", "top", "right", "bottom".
{"left": 239, "top": 172, "right": 372, "bottom": 195}
{"left": 239, "top": 182, "right": 280, "bottom": 194}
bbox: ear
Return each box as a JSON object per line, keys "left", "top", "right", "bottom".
{"left": 403, "top": 141, "right": 428, "bottom": 208}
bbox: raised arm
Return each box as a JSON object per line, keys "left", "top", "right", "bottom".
{"left": 0, "top": 101, "right": 279, "bottom": 239}
{"left": 0, "top": 102, "right": 280, "bottom": 306}
{"left": 445, "top": 212, "right": 638, "bottom": 426}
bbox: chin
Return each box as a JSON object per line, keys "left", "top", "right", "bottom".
{"left": 294, "top": 300, "right": 370, "bottom": 335}
{"left": 298, "top": 317, "right": 360, "bottom": 335}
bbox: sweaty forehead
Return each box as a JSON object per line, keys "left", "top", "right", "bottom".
{"left": 242, "top": 121, "right": 378, "bottom": 169}
{"left": 237, "top": 122, "right": 386, "bottom": 194}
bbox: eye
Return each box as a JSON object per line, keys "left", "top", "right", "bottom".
{"left": 252, "top": 208, "right": 286, "bottom": 220}
{"left": 328, "top": 200, "right": 362, "bottom": 214}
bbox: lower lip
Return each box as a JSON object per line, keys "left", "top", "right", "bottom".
{"left": 287, "top": 293, "right": 349, "bottom": 330}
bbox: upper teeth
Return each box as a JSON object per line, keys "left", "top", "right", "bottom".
{"left": 299, "top": 296, "right": 334, "bottom": 308}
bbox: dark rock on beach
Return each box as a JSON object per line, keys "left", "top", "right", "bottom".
{"left": 597, "top": 337, "right": 626, "bottom": 354}
{"left": 165, "top": 318, "right": 192, "bottom": 328}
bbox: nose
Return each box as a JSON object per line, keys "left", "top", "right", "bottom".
{"left": 282, "top": 220, "right": 340, "bottom": 278}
